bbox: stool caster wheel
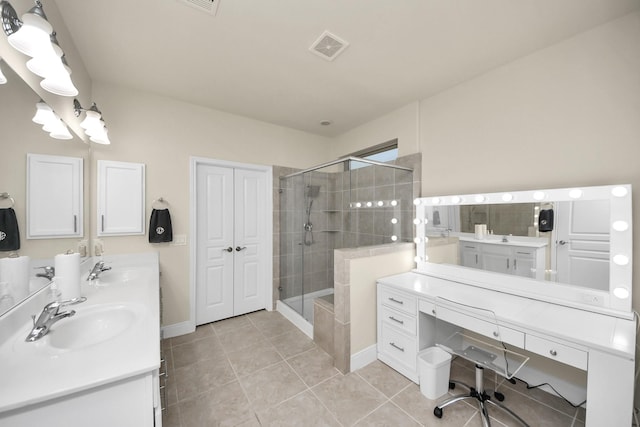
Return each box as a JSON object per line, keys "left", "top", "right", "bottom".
{"left": 449, "top": 382, "right": 455, "bottom": 390}
{"left": 434, "top": 407, "right": 443, "bottom": 418}
{"left": 494, "top": 391, "right": 505, "bottom": 402}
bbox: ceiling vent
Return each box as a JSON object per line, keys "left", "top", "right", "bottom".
{"left": 177, "top": 0, "right": 220, "bottom": 15}
{"left": 309, "top": 31, "right": 349, "bottom": 61}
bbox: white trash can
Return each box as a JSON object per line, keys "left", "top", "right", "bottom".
{"left": 418, "top": 347, "right": 452, "bottom": 400}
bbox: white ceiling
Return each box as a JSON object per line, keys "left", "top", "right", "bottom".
{"left": 54, "top": 0, "right": 639, "bottom": 137}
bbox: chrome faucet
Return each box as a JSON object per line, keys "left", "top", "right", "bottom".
{"left": 87, "top": 260, "right": 112, "bottom": 281}
{"left": 25, "top": 297, "right": 87, "bottom": 342}
{"left": 35, "top": 266, "right": 55, "bottom": 280}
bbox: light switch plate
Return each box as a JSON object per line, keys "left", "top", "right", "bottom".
{"left": 171, "top": 234, "right": 187, "bottom": 246}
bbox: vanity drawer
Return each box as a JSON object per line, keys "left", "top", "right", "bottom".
{"left": 526, "top": 335, "right": 587, "bottom": 370}
{"left": 381, "top": 305, "right": 416, "bottom": 335}
{"left": 380, "top": 324, "right": 417, "bottom": 370}
{"left": 379, "top": 287, "right": 416, "bottom": 315}
{"left": 435, "top": 305, "right": 525, "bottom": 348}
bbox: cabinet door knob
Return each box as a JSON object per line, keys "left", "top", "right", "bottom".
{"left": 493, "top": 331, "right": 499, "bottom": 338}
{"left": 549, "top": 349, "right": 558, "bottom": 357}
{"left": 223, "top": 247, "right": 233, "bottom": 252}
{"left": 236, "top": 246, "right": 247, "bottom": 252}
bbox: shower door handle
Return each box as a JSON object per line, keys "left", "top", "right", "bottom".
{"left": 223, "top": 247, "right": 233, "bottom": 252}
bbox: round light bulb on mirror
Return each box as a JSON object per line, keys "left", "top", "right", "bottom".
{"left": 377, "top": 201, "right": 384, "bottom": 207}
{"left": 413, "top": 198, "right": 421, "bottom": 206}
{"left": 391, "top": 235, "right": 398, "bottom": 242}
{"left": 613, "top": 254, "right": 629, "bottom": 266}
{"left": 413, "top": 237, "right": 422, "bottom": 244}
{"left": 533, "top": 191, "right": 546, "bottom": 201}
{"left": 390, "top": 200, "right": 398, "bottom": 207}
{"left": 502, "top": 193, "right": 513, "bottom": 202}
{"left": 355, "top": 202, "right": 362, "bottom": 208}
{"left": 414, "top": 256, "right": 423, "bottom": 263}
{"left": 612, "top": 186, "right": 628, "bottom": 198}
{"left": 413, "top": 218, "right": 421, "bottom": 225}
{"left": 612, "top": 221, "right": 629, "bottom": 232}
{"left": 474, "top": 195, "right": 486, "bottom": 203}
{"left": 432, "top": 197, "right": 441, "bottom": 205}
{"left": 366, "top": 201, "right": 372, "bottom": 207}
{"left": 390, "top": 218, "right": 398, "bottom": 224}
{"left": 613, "top": 287, "right": 630, "bottom": 299}
{"left": 451, "top": 196, "right": 461, "bottom": 204}
{"left": 569, "top": 189, "right": 583, "bottom": 199}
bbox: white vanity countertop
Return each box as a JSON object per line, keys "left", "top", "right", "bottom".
{"left": 377, "top": 271, "right": 635, "bottom": 359}
{"left": 0, "top": 252, "right": 160, "bottom": 413}
{"left": 456, "top": 233, "right": 548, "bottom": 248}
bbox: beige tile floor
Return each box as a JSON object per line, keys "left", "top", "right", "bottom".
{"left": 161, "top": 310, "right": 585, "bottom": 427}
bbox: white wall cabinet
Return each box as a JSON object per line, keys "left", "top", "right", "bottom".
{"left": 27, "top": 154, "right": 83, "bottom": 239}
{"left": 97, "top": 160, "right": 145, "bottom": 236}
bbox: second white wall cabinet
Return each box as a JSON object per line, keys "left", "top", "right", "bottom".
{"left": 97, "top": 160, "right": 145, "bottom": 236}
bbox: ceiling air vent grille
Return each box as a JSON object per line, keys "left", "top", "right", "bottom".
{"left": 178, "top": 0, "right": 220, "bottom": 15}
{"left": 309, "top": 31, "right": 349, "bottom": 61}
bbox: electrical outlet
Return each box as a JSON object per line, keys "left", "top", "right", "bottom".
{"left": 171, "top": 234, "right": 187, "bottom": 246}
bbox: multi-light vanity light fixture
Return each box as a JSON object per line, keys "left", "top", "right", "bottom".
{"left": 1, "top": 1, "right": 111, "bottom": 143}
{"left": 1, "top": 0, "right": 77, "bottom": 96}
{"left": 73, "top": 99, "right": 111, "bottom": 145}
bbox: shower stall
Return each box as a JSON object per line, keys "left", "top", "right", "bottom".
{"left": 278, "top": 156, "right": 414, "bottom": 326}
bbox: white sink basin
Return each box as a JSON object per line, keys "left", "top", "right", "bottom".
{"left": 48, "top": 304, "right": 138, "bottom": 350}
{"left": 93, "top": 269, "right": 143, "bottom": 285}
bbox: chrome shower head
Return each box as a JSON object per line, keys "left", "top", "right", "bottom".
{"left": 306, "top": 185, "right": 320, "bottom": 198}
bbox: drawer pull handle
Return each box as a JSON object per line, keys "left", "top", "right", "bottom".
{"left": 549, "top": 349, "right": 558, "bottom": 357}
{"left": 432, "top": 309, "right": 436, "bottom": 315}
{"left": 389, "top": 316, "right": 404, "bottom": 325}
{"left": 388, "top": 297, "right": 404, "bottom": 305}
{"left": 390, "top": 342, "right": 405, "bottom": 352}
{"left": 493, "top": 331, "right": 499, "bottom": 338}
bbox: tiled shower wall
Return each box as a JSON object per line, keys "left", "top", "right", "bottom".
{"left": 272, "top": 153, "right": 421, "bottom": 310}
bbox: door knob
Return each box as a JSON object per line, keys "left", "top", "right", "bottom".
{"left": 236, "top": 246, "right": 247, "bottom": 252}
{"left": 558, "top": 240, "right": 570, "bottom": 246}
{"left": 223, "top": 247, "right": 233, "bottom": 252}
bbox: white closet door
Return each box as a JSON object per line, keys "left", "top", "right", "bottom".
{"left": 196, "top": 165, "right": 235, "bottom": 324}
{"left": 233, "top": 168, "right": 267, "bottom": 315}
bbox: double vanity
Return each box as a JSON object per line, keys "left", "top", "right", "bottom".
{"left": 0, "top": 253, "right": 162, "bottom": 427}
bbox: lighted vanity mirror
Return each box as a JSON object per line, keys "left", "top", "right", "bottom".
{"left": 0, "top": 63, "right": 90, "bottom": 317}
{"left": 413, "top": 185, "right": 633, "bottom": 317}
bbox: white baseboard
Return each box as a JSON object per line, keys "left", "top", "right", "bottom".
{"left": 351, "top": 344, "right": 378, "bottom": 372}
{"left": 276, "top": 300, "right": 313, "bottom": 338}
{"left": 161, "top": 320, "right": 195, "bottom": 339}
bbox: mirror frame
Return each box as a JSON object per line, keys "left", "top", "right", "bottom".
{"left": 413, "top": 184, "right": 633, "bottom": 319}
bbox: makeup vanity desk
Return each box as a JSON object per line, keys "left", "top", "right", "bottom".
{"left": 377, "top": 271, "right": 636, "bottom": 426}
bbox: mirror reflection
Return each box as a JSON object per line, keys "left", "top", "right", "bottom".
{"left": 423, "top": 198, "right": 611, "bottom": 292}
{"left": 0, "top": 62, "right": 90, "bottom": 316}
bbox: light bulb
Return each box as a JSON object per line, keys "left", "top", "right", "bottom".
{"left": 475, "top": 195, "right": 486, "bottom": 203}
{"left": 377, "top": 201, "right": 384, "bottom": 207}
{"left": 432, "top": 197, "right": 441, "bottom": 205}
{"left": 613, "top": 254, "right": 629, "bottom": 266}
{"left": 391, "top": 235, "right": 398, "bottom": 242}
{"left": 533, "top": 191, "right": 546, "bottom": 201}
{"left": 355, "top": 202, "right": 362, "bottom": 208}
{"left": 413, "top": 237, "right": 422, "bottom": 244}
{"left": 40, "top": 62, "right": 78, "bottom": 97}
{"left": 613, "top": 287, "right": 630, "bottom": 299}
{"left": 413, "top": 218, "right": 421, "bottom": 225}
{"left": 390, "top": 218, "right": 398, "bottom": 224}
{"left": 366, "top": 202, "right": 372, "bottom": 207}
{"left": 502, "top": 193, "right": 513, "bottom": 202}
{"left": 612, "top": 186, "right": 628, "bottom": 197}
{"left": 569, "top": 189, "right": 583, "bottom": 199}
{"left": 451, "top": 196, "right": 461, "bottom": 204}
{"left": 612, "top": 221, "right": 629, "bottom": 232}
{"left": 390, "top": 200, "right": 398, "bottom": 207}
{"left": 413, "top": 198, "right": 421, "bottom": 206}
{"left": 414, "top": 256, "right": 422, "bottom": 263}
